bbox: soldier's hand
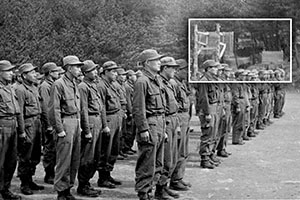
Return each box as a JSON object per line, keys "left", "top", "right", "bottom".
{"left": 103, "top": 126, "right": 110, "bottom": 135}
{"left": 124, "top": 113, "right": 127, "bottom": 119}
{"left": 175, "top": 126, "right": 181, "bottom": 137}
{"left": 47, "top": 126, "right": 53, "bottom": 131}
{"left": 19, "top": 132, "right": 26, "bottom": 138}
{"left": 57, "top": 131, "right": 66, "bottom": 138}
{"left": 140, "top": 131, "right": 150, "bottom": 142}
{"left": 236, "top": 107, "right": 241, "bottom": 113}
{"left": 205, "top": 114, "right": 212, "bottom": 122}
{"left": 164, "top": 132, "right": 168, "bottom": 143}
{"left": 85, "top": 132, "right": 92, "bottom": 143}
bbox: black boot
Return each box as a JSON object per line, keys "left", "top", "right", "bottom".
{"left": 44, "top": 169, "right": 55, "bottom": 184}
{"left": 20, "top": 176, "right": 33, "bottom": 195}
{"left": 65, "top": 188, "right": 76, "bottom": 200}
{"left": 77, "top": 184, "right": 99, "bottom": 197}
{"left": 154, "top": 185, "right": 172, "bottom": 200}
{"left": 97, "top": 171, "right": 116, "bottom": 189}
{"left": 107, "top": 172, "right": 122, "bottom": 185}
{"left": 29, "top": 177, "right": 44, "bottom": 190}
{"left": 164, "top": 185, "right": 180, "bottom": 198}
{"left": 0, "top": 189, "right": 21, "bottom": 200}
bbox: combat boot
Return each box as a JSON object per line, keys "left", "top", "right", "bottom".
{"left": 65, "top": 188, "right": 76, "bottom": 200}
{"left": 217, "top": 150, "right": 229, "bottom": 158}
{"left": 200, "top": 160, "right": 215, "bottom": 169}
{"left": 154, "top": 185, "right": 172, "bottom": 200}
{"left": 164, "top": 185, "right": 180, "bottom": 198}
{"left": 44, "top": 169, "right": 55, "bottom": 184}
{"left": 20, "top": 176, "right": 33, "bottom": 195}
{"left": 77, "top": 185, "right": 99, "bottom": 197}
{"left": 170, "top": 181, "right": 189, "bottom": 191}
{"left": 107, "top": 172, "right": 122, "bottom": 185}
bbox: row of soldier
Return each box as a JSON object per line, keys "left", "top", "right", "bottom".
{"left": 194, "top": 59, "right": 286, "bottom": 169}
{"left": 0, "top": 49, "right": 193, "bottom": 200}
{"left": 0, "top": 50, "right": 285, "bottom": 200}
{"left": 195, "top": 59, "right": 286, "bottom": 82}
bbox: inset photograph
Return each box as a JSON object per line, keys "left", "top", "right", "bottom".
{"left": 188, "top": 18, "right": 292, "bottom": 83}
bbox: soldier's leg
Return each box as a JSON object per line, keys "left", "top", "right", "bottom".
{"left": 30, "top": 117, "right": 42, "bottom": 181}
{"left": 43, "top": 128, "right": 56, "bottom": 184}
{"left": 136, "top": 116, "right": 164, "bottom": 198}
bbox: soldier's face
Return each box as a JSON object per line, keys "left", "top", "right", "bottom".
{"left": 69, "top": 65, "right": 82, "bottom": 78}
{"left": 24, "top": 70, "right": 37, "bottom": 83}
{"left": 129, "top": 74, "right": 137, "bottom": 82}
{"left": 147, "top": 59, "right": 161, "bottom": 73}
{"left": 106, "top": 69, "right": 118, "bottom": 82}
{"left": 50, "top": 70, "right": 60, "bottom": 80}
{"left": 85, "top": 68, "right": 98, "bottom": 80}
{"left": 208, "top": 66, "right": 218, "bottom": 75}
{"left": 0, "top": 70, "right": 13, "bottom": 82}
{"left": 117, "top": 74, "right": 126, "bottom": 82}
{"left": 177, "top": 68, "right": 187, "bottom": 80}
{"left": 165, "top": 66, "right": 176, "bottom": 79}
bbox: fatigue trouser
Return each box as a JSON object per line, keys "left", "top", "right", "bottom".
{"left": 42, "top": 124, "right": 56, "bottom": 178}
{"left": 54, "top": 117, "right": 81, "bottom": 192}
{"left": 171, "top": 112, "right": 189, "bottom": 183}
{"left": 248, "top": 100, "right": 258, "bottom": 134}
{"left": 119, "top": 109, "right": 127, "bottom": 153}
{"left": 135, "top": 115, "right": 165, "bottom": 194}
{"left": 158, "top": 114, "right": 178, "bottom": 186}
{"left": 98, "top": 111, "right": 121, "bottom": 178}
{"left": 244, "top": 106, "right": 251, "bottom": 138}
{"left": 199, "top": 104, "right": 219, "bottom": 160}
{"left": 258, "top": 93, "right": 268, "bottom": 127}
{"left": 18, "top": 116, "right": 41, "bottom": 179}
{"left": 214, "top": 104, "right": 224, "bottom": 154}
{"left": 217, "top": 103, "right": 231, "bottom": 151}
{"left": 0, "top": 117, "right": 18, "bottom": 191}
{"left": 232, "top": 102, "right": 245, "bottom": 144}
{"left": 274, "top": 91, "right": 285, "bottom": 116}
{"left": 266, "top": 92, "right": 273, "bottom": 120}
{"left": 78, "top": 115, "right": 102, "bottom": 186}
{"left": 123, "top": 116, "right": 137, "bottom": 152}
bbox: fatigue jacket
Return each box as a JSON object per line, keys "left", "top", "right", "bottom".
{"left": 0, "top": 81, "right": 20, "bottom": 117}
{"left": 49, "top": 74, "right": 80, "bottom": 133}
{"left": 15, "top": 81, "right": 41, "bottom": 134}
{"left": 114, "top": 80, "right": 127, "bottom": 109}
{"left": 39, "top": 77, "right": 53, "bottom": 128}
{"left": 160, "top": 74, "right": 178, "bottom": 115}
{"left": 97, "top": 78, "right": 121, "bottom": 115}
{"left": 79, "top": 77, "right": 106, "bottom": 135}
{"left": 195, "top": 83, "right": 219, "bottom": 115}
{"left": 173, "top": 76, "right": 190, "bottom": 113}
{"left": 124, "top": 80, "right": 134, "bottom": 116}
{"left": 133, "top": 69, "right": 165, "bottom": 133}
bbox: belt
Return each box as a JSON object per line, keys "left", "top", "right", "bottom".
{"left": 62, "top": 113, "right": 80, "bottom": 119}
{"left": 166, "top": 112, "right": 177, "bottom": 117}
{"left": 0, "top": 116, "right": 17, "bottom": 120}
{"left": 146, "top": 113, "right": 164, "bottom": 118}
{"left": 24, "top": 114, "right": 40, "bottom": 119}
{"left": 89, "top": 113, "right": 100, "bottom": 117}
{"left": 106, "top": 110, "right": 120, "bottom": 115}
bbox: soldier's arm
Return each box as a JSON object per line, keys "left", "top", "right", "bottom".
{"left": 97, "top": 82, "right": 108, "bottom": 129}
{"left": 15, "top": 86, "right": 25, "bottom": 135}
{"left": 79, "top": 84, "right": 90, "bottom": 135}
{"left": 195, "top": 83, "right": 210, "bottom": 115}
{"left": 133, "top": 79, "right": 148, "bottom": 133}
{"left": 49, "top": 82, "right": 63, "bottom": 133}
{"left": 39, "top": 85, "right": 51, "bottom": 128}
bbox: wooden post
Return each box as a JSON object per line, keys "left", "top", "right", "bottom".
{"left": 193, "top": 24, "right": 199, "bottom": 78}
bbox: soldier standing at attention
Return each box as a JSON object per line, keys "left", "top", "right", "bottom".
{"left": 170, "top": 59, "right": 192, "bottom": 190}
{"left": 0, "top": 60, "right": 22, "bottom": 200}
{"left": 77, "top": 60, "right": 107, "bottom": 197}
{"left": 96, "top": 61, "right": 122, "bottom": 189}
{"left": 16, "top": 63, "right": 44, "bottom": 195}
{"left": 133, "top": 49, "right": 166, "bottom": 200}
{"left": 49, "top": 55, "right": 83, "bottom": 200}
{"left": 39, "top": 62, "right": 60, "bottom": 185}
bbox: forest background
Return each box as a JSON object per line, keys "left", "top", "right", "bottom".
{"left": 0, "top": 0, "right": 299, "bottom": 79}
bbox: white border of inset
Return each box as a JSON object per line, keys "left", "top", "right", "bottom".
{"left": 188, "top": 18, "right": 292, "bottom": 83}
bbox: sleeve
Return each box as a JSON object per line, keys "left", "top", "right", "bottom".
{"left": 49, "top": 82, "right": 63, "bottom": 133}
{"left": 133, "top": 79, "right": 148, "bottom": 133}
{"left": 39, "top": 85, "right": 51, "bottom": 128}
{"left": 15, "top": 87, "right": 25, "bottom": 134}
{"left": 125, "top": 84, "right": 133, "bottom": 116}
{"left": 195, "top": 83, "right": 210, "bottom": 115}
{"left": 97, "top": 82, "right": 108, "bottom": 128}
{"left": 79, "top": 84, "right": 89, "bottom": 135}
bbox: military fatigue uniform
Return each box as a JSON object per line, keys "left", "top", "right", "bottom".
{"left": 96, "top": 78, "right": 122, "bottom": 181}
{"left": 158, "top": 74, "right": 179, "bottom": 187}
{"left": 257, "top": 83, "right": 268, "bottom": 128}
{"left": 133, "top": 69, "right": 165, "bottom": 196}
{"left": 243, "top": 83, "right": 252, "bottom": 139}
{"left": 123, "top": 79, "right": 136, "bottom": 152}
{"left": 114, "top": 80, "right": 127, "bottom": 154}
{"left": 49, "top": 74, "right": 81, "bottom": 192}
{"left": 39, "top": 77, "right": 56, "bottom": 180}
{"left": 231, "top": 84, "right": 246, "bottom": 144}
{"left": 273, "top": 83, "right": 285, "bottom": 117}
{"left": 216, "top": 83, "right": 232, "bottom": 152}
{"left": 0, "top": 81, "right": 20, "bottom": 192}
{"left": 195, "top": 83, "right": 220, "bottom": 161}
{"left": 170, "top": 76, "right": 191, "bottom": 184}
{"left": 248, "top": 84, "right": 259, "bottom": 135}
{"left": 16, "top": 81, "right": 42, "bottom": 186}
{"left": 78, "top": 78, "right": 106, "bottom": 188}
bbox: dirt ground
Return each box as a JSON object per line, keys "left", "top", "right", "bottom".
{"left": 5, "top": 90, "right": 300, "bottom": 200}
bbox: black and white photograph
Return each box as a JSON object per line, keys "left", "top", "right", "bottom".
{"left": 0, "top": 1, "right": 300, "bottom": 200}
